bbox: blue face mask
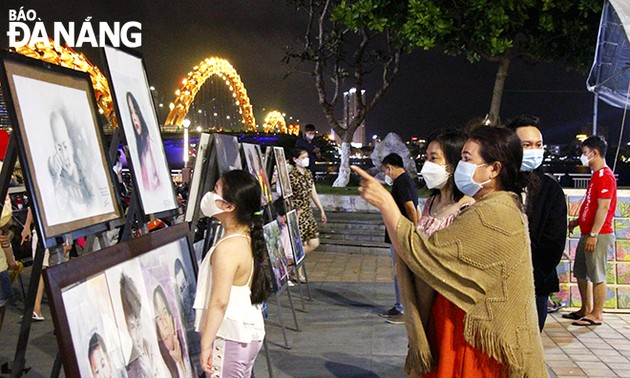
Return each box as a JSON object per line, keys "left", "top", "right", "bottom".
{"left": 520, "top": 149, "right": 544, "bottom": 171}
{"left": 454, "top": 161, "right": 491, "bottom": 197}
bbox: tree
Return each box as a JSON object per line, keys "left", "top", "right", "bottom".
{"left": 283, "top": 0, "right": 409, "bottom": 186}
{"left": 402, "top": 0, "right": 602, "bottom": 126}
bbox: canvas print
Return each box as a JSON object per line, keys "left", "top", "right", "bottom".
{"left": 1, "top": 54, "right": 120, "bottom": 240}
{"left": 185, "top": 133, "right": 211, "bottom": 222}
{"left": 243, "top": 143, "right": 273, "bottom": 206}
{"left": 273, "top": 147, "right": 292, "bottom": 197}
{"left": 104, "top": 46, "right": 177, "bottom": 215}
{"left": 213, "top": 134, "right": 242, "bottom": 175}
{"left": 286, "top": 209, "right": 306, "bottom": 266}
{"left": 263, "top": 220, "right": 289, "bottom": 291}
{"left": 138, "top": 238, "right": 198, "bottom": 378}
{"left": 62, "top": 273, "right": 127, "bottom": 377}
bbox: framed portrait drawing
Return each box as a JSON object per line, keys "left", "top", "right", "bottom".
{"left": 273, "top": 147, "right": 292, "bottom": 198}
{"left": 263, "top": 220, "right": 289, "bottom": 292}
{"left": 43, "top": 223, "right": 199, "bottom": 378}
{"left": 0, "top": 52, "right": 121, "bottom": 246}
{"left": 185, "top": 133, "right": 212, "bottom": 222}
{"left": 286, "top": 209, "right": 306, "bottom": 266}
{"left": 103, "top": 45, "right": 177, "bottom": 217}
{"left": 242, "top": 143, "right": 273, "bottom": 206}
{"left": 213, "top": 134, "right": 242, "bottom": 175}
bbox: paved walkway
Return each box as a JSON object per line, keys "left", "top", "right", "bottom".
{"left": 1, "top": 250, "right": 629, "bottom": 377}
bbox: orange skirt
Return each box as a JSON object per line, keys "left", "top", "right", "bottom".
{"left": 422, "top": 293, "right": 506, "bottom": 378}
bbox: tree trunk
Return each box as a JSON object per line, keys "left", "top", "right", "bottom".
{"left": 333, "top": 131, "right": 353, "bottom": 187}
{"left": 487, "top": 58, "right": 511, "bottom": 126}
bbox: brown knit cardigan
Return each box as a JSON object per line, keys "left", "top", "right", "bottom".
{"left": 395, "top": 191, "right": 547, "bottom": 378}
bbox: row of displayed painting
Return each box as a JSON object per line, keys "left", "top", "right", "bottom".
{"left": 0, "top": 46, "right": 305, "bottom": 377}
{"left": 554, "top": 189, "right": 630, "bottom": 310}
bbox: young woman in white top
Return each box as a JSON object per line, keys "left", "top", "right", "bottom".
{"left": 194, "top": 170, "right": 271, "bottom": 377}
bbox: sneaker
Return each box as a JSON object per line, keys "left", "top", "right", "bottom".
{"left": 287, "top": 280, "right": 295, "bottom": 287}
{"left": 386, "top": 313, "right": 405, "bottom": 325}
{"left": 379, "top": 306, "right": 402, "bottom": 318}
{"left": 32, "top": 312, "right": 45, "bottom": 321}
{"left": 547, "top": 302, "right": 566, "bottom": 313}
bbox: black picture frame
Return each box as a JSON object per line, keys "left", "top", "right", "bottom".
{"left": 0, "top": 51, "right": 122, "bottom": 247}
{"left": 43, "top": 223, "right": 199, "bottom": 378}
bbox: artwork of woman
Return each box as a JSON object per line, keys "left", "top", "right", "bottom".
{"left": 153, "top": 285, "right": 192, "bottom": 378}
{"left": 126, "top": 92, "right": 161, "bottom": 191}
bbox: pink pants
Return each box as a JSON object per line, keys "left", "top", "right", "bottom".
{"left": 208, "top": 338, "right": 263, "bottom": 378}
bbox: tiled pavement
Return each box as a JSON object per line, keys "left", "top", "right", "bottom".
{"left": 2, "top": 250, "right": 630, "bottom": 377}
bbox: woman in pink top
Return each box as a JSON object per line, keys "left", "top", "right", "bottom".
{"left": 398, "top": 129, "right": 477, "bottom": 377}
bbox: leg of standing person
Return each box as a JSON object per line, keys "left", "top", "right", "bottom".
{"left": 564, "top": 236, "right": 590, "bottom": 319}
{"left": 384, "top": 246, "right": 404, "bottom": 324}
{"left": 535, "top": 295, "right": 548, "bottom": 331}
{"left": 575, "top": 234, "right": 615, "bottom": 325}
{"left": 297, "top": 238, "right": 319, "bottom": 282}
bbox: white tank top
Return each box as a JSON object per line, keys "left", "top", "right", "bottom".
{"left": 193, "top": 234, "right": 265, "bottom": 342}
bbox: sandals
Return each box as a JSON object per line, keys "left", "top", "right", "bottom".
{"left": 572, "top": 317, "right": 602, "bottom": 326}
{"left": 561, "top": 311, "right": 584, "bottom": 320}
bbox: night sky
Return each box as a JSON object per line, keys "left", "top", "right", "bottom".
{"left": 1, "top": 0, "right": 627, "bottom": 145}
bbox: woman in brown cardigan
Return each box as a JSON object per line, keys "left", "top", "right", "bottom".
{"left": 352, "top": 126, "right": 547, "bottom": 378}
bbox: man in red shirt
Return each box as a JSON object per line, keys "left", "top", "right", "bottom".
{"left": 564, "top": 136, "right": 617, "bottom": 326}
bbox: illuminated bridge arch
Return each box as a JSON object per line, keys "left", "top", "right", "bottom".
{"left": 165, "top": 57, "right": 256, "bottom": 131}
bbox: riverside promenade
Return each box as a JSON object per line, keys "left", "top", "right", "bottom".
{"left": 1, "top": 251, "right": 629, "bottom": 377}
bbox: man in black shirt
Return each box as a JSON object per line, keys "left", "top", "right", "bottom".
{"left": 379, "top": 153, "right": 418, "bottom": 324}
{"left": 295, "top": 124, "right": 321, "bottom": 175}
{"left": 508, "top": 115, "right": 567, "bottom": 331}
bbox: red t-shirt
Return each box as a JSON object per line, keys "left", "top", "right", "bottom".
{"left": 579, "top": 166, "right": 617, "bottom": 235}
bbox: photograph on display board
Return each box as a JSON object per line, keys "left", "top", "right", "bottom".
{"left": 213, "top": 134, "right": 242, "bottom": 174}
{"left": 0, "top": 53, "right": 121, "bottom": 240}
{"left": 243, "top": 143, "right": 273, "bottom": 206}
{"left": 263, "top": 220, "right": 289, "bottom": 291}
{"left": 137, "top": 238, "right": 198, "bottom": 378}
{"left": 43, "top": 224, "right": 198, "bottom": 378}
{"left": 185, "top": 133, "right": 211, "bottom": 222}
{"left": 103, "top": 46, "right": 177, "bottom": 215}
{"left": 273, "top": 147, "right": 292, "bottom": 197}
{"left": 286, "top": 209, "right": 306, "bottom": 266}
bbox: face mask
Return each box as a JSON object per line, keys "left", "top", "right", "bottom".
{"left": 306, "top": 134, "right": 315, "bottom": 140}
{"left": 384, "top": 175, "right": 394, "bottom": 186}
{"left": 297, "top": 157, "right": 310, "bottom": 168}
{"left": 421, "top": 161, "right": 450, "bottom": 189}
{"left": 580, "top": 152, "right": 592, "bottom": 167}
{"left": 520, "top": 149, "right": 544, "bottom": 171}
{"left": 454, "top": 161, "right": 491, "bottom": 197}
{"left": 200, "top": 191, "right": 225, "bottom": 218}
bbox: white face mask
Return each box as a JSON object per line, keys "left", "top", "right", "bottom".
{"left": 200, "top": 191, "right": 226, "bottom": 218}
{"left": 580, "top": 152, "right": 592, "bottom": 167}
{"left": 384, "top": 175, "right": 394, "bottom": 186}
{"left": 421, "top": 161, "right": 450, "bottom": 189}
{"left": 297, "top": 157, "right": 310, "bottom": 168}
{"left": 306, "top": 133, "right": 315, "bottom": 140}
{"left": 520, "top": 149, "right": 544, "bottom": 171}
{"left": 454, "top": 161, "right": 491, "bottom": 197}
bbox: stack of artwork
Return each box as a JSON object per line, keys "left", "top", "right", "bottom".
{"left": 45, "top": 224, "right": 198, "bottom": 377}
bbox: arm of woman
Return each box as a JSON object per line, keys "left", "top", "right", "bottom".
{"left": 199, "top": 243, "right": 238, "bottom": 374}
{"left": 351, "top": 166, "right": 402, "bottom": 250}
{"left": 310, "top": 183, "right": 327, "bottom": 224}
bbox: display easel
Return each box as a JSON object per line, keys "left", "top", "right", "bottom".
{"left": 267, "top": 147, "right": 312, "bottom": 303}
{"left": 0, "top": 136, "right": 119, "bottom": 378}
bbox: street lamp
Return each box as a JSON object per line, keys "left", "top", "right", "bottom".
{"left": 182, "top": 119, "right": 191, "bottom": 168}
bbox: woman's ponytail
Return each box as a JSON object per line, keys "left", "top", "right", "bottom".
{"left": 250, "top": 212, "right": 271, "bottom": 304}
